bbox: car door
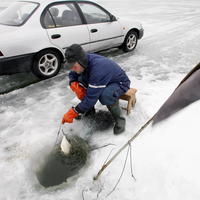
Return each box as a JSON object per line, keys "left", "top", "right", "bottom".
{"left": 42, "top": 2, "right": 90, "bottom": 52}
{"left": 77, "top": 2, "right": 123, "bottom": 52}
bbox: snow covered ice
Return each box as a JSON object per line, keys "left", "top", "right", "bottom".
{"left": 0, "top": 0, "right": 200, "bottom": 199}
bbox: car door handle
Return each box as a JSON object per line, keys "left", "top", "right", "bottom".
{"left": 90, "top": 29, "right": 98, "bottom": 33}
{"left": 51, "top": 34, "right": 61, "bottom": 39}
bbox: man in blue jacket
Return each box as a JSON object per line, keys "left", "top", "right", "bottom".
{"left": 62, "top": 44, "right": 130, "bottom": 135}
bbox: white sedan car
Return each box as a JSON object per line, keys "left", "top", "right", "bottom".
{"left": 0, "top": 0, "right": 144, "bottom": 79}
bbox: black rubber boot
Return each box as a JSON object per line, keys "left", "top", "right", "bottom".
{"left": 107, "top": 100, "right": 125, "bottom": 135}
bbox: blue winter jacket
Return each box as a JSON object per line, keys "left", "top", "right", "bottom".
{"left": 69, "top": 53, "right": 130, "bottom": 113}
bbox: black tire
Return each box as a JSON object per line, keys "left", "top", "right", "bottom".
{"left": 121, "top": 30, "right": 138, "bottom": 52}
{"left": 32, "top": 50, "right": 61, "bottom": 79}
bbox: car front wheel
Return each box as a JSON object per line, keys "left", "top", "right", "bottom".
{"left": 32, "top": 50, "right": 61, "bottom": 79}
{"left": 121, "top": 30, "right": 138, "bottom": 52}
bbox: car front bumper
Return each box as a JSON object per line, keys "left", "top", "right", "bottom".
{"left": 0, "top": 53, "right": 34, "bottom": 75}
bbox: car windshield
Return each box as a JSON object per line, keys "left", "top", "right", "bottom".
{"left": 0, "top": 1, "right": 39, "bottom": 26}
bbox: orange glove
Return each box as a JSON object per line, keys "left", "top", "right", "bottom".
{"left": 70, "top": 82, "right": 86, "bottom": 100}
{"left": 62, "top": 108, "right": 79, "bottom": 124}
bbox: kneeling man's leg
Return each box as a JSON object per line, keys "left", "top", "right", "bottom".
{"left": 99, "top": 84, "right": 126, "bottom": 135}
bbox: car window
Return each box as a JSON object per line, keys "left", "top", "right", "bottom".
{"left": 0, "top": 1, "right": 38, "bottom": 26}
{"left": 43, "top": 3, "right": 82, "bottom": 28}
{"left": 78, "top": 2, "right": 111, "bottom": 24}
{"left": 43, "top": 11, "right": 55, "bottom": 28}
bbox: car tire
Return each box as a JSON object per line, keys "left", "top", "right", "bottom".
{"left": 32, "top": 50, "right": 61, "bottom": 79}
{"left": 121, "top": 30, "right": 138, "bottom": 52}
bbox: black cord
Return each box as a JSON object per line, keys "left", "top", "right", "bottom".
{"left": 53, "top": 123, "right": 62, "bottom": 148}
{"left": 106, "top": 146, "right": 130, "bottom": 197}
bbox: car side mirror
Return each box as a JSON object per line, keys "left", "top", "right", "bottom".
{"left": 110, "top": 14, "right": 117, "bottom": 22}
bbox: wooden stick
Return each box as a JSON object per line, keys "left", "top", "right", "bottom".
{"left": 93, "top": 116, "right": 154, "bottom": 180}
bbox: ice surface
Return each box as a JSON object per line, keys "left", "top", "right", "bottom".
{"left": 0, "top": 0, "right": 200, "bottom": 199}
